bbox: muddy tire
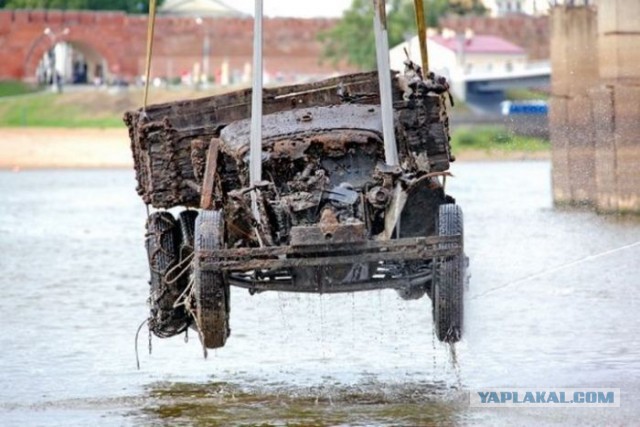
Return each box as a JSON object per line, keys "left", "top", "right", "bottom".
{"left": 145, "top": 211, "right": 191, "bottom": 338}
{"left": 193, "top": 210, "right": 230, "bottom": 349}
{"left": 431, "top": 204, "right": 465, "bottom": 343}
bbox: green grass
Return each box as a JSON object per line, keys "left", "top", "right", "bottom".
{"left": 0, "top": 80, "right": 42, "bottom": 98}
{"left": 0, "top": 92, "right": 123, "bottom": 127}
{"left": 0, "top": 88, "right": 552, "bottom": 153}
{"left": 0, "top": 85, "right": 234, "bottom": 128}
{"left": 451, "top": 126, "right": 549, "bottom": 153}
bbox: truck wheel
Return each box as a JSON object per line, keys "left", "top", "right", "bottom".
{"left": 431, "top": 204, "right": 465, "bottom": 343}
{"left": 193, "top": 210, "right": 230, "bottom": 349}
{"left": 145, "top": 211, "right": 191, "bottom": 338}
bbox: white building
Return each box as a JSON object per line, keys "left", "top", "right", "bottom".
{"left": 481, "top": 0, "right": 550, "bottom": 16}
{"left": 390, "top": 31, "right": 527, "bottom": 99}
{"left": 159, "top": 0, "right": 246, "bottom": 16}
{"left": 390, "top": 31, "right": 527, "bottom": 76}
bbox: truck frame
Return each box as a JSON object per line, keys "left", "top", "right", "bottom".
{"left": 124, "top": 0, "right": 467, "bottom": 351}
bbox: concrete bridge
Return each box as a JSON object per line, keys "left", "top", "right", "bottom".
{"left": 462, "top": 65, "right": 550, "bottom": 112}
{"left": 550, "top": 1, "right": 640, "bottom": 213}
{"left": 0, "top": 10, "right": 340, "bottom": 84}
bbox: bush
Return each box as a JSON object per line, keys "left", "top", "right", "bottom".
{"left": 451, "top": 126, "right": 549, "bottom": 152}
{"left": 0, "top": 80, "right": 40, "bottom": 98}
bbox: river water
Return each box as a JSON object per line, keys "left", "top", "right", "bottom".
{"left": 1, "top": 161, "right": 639, "bottom": 426}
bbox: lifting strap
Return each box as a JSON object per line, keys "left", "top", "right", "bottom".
{"left": 413, "top": 0, "right": 429, "bottom": 73}
{"left": 142, "top": 0, "right": 158, "bottom": 110}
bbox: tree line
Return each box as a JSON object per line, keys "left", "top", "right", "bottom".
{"left": 0, "top": 0, "right": 165, "bottom": 13}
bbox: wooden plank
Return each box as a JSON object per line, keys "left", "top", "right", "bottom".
{"left": 200, "top": 138, "right": 219, "bottom": 210}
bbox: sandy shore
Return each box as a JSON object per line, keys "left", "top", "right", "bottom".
{"left": 0, "top": 127, "right": 133, "bottom": 170}
{"left": 0, "top": 127, "right": 549, "bottom": 170}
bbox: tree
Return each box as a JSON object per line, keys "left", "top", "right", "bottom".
{"left": 3, "top": 0, "right": 163, "bottom": 13}
{"left": 448, "top": 0, "right": 487, "bottom": 15}
{"left": 319, "top": 0, "right": 487, "bottom": 70}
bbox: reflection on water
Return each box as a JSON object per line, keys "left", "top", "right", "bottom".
{"left": 140, "top": 381, "right": 463, "bottom": 426}
{"left": 1, "top": 162, "right": 639, "bottom": 426}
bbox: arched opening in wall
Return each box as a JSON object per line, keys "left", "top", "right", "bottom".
{"left": 35, "top": 40, "right": 109, "bottom": 86}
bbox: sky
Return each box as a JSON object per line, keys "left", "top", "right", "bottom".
{"left": 232, "top": 0, "right": 350, "bottom": 18}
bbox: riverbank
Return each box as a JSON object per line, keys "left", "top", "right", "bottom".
{"left": 0, "top": 86, "right": 236, "bottom": 128}
{"left": 0, "top": 127, "right": 549, "bottom": 170}
{"left": 0, "top": 128, "right": 131, "bottom": 169}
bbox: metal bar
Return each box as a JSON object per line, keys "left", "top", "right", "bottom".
{"left": 201, "top": 246, "right": 461, "bottom": 271}
{"left": 199, "top": 235, "right": 461, "bottom": 258}
{"left": 413, "top": 0, "right": 429, "bottom": 73}
{"left": 229, "top": 272, "right": 431, "bottom": 293}
{"left": 249, "top": 0, "right": 263, "bottom": 218}
{"left": 183, "top": 179, "right": 201, "bottom": 193}
{"left": 373, "top": 0, "right": 399, "bottom": 166}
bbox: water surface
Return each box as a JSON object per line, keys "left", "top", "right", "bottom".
{"left": 1, "top": 162, "right": 639, "bottom": 425}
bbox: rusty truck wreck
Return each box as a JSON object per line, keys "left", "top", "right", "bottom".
{"left": 124, "top": 68, "right": 466, "bottom": 349}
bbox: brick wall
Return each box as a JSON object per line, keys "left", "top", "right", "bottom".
{"left": 0, "top": 10, "right": 349, "bottom": 82}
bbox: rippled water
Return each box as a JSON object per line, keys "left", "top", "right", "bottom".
{"left": 1, "top": 161, "right": 639, "bottom": 426}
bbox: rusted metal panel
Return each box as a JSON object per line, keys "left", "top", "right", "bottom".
{"left": 219, "top": 104, "right": 384, "bottom": 159}
{"left": 197, "top": 234, "right": 461, "bottom": 271}
{"left": 289, "top": 221, "right": 366, "bottom": 246}
{"left": 124, "top": 71, "right": 453, "bottom": 209}
{"left": 200, "top": 246, "right": 460, "bottom": 271}
{"left": 199, "top": 234, "right": 457, "bottom": 256}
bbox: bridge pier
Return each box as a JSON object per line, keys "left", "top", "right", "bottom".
{"left": 550, "top": 1, "right": 640, "bottom": 213}
{"left": 549, "top": 5, "right": 598, "bottom": 207}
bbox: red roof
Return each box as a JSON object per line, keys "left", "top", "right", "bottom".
{"left": 430, "top": 35, "right": 525, "bottom": 55}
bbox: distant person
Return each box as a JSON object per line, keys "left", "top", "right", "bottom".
{"left": 54, "top": 71, "right": 63, "bottom": 93}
